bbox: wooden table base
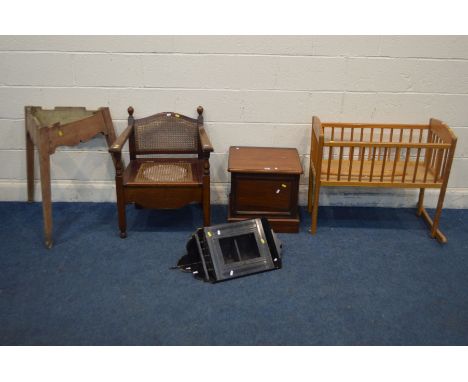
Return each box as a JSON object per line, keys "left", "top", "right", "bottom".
{"left": 25, "top": 106, "right": 116, "bottom": 248}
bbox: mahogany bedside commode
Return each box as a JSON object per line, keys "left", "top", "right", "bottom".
{"left": 227, "top": 146, "right": 303, "bottom": 233}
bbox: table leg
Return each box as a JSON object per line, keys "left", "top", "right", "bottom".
{"left": 26, "top": 129, "right": 35, "bottom": 202}
{"left": 39, "top": 147, "right": 53, "bottom": 248}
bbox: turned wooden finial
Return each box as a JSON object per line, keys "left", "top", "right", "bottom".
{"left": 128, "top": 106, "right": 134, "bottom": 117}
{"left": 197, "top": 106, "right": 203, "bottom": 116}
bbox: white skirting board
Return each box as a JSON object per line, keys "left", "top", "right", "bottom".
{"left": 1, "top": 180, "right": 467, "bottom": 209}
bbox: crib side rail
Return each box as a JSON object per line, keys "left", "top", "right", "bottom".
{"left": 319, "top": 122, "right": 454, "bottom": 186}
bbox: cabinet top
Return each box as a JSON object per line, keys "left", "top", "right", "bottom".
{"left": 228, "top": 146, "right": 303, "bottom": 174}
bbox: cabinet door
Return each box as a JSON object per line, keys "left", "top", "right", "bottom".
{"left": 233, "top": 174, "right": 297, "bottom": 216}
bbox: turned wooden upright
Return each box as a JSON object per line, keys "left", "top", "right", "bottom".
{"left": 25, "top": 106, "right": 116, "bottom": 248}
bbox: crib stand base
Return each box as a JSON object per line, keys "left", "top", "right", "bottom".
{"left": 418, "top": 207, "right": 447, "bottom": 244}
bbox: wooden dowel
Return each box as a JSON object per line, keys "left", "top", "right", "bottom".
{"left": 434, "top": 147, "right": 444, "bottom": 183}
{"left": 423, "top": 131, "right": 435, "bottom": 183}
{"left": 348, "top": 146, "right": 354, "bottom": 181}
{"left": 380, "top": 147, "right": 388, "bottom": 181}
{"left": 368, "top": 127, "right": 374, "bottom": 159}
{"left": 327, "top": 146, "right": 333, "bottom": 181}
{"left": 391, "top": 147, "right": 400, "bottom": 183}
{"left": 423, "top": 149, "right": 432, "bottom": 183}
{"left": 359, "top": 146, "right": 365, "bottom": 181}
{"left": 402, "top": 147, "right": 410, "bottom": 183}
{"left": 439, "top": 149, "right": 449, "bottom": 183}
{"left": 369, "top": 147, "right": 376, "bottom": 182}
{"left": 322, "top": 122, "right": 428, "bottom": 129}
{"left": 378, "top": 128, "right": 384, "bottom": 159}
{"left": 358, "top": 127, "right": 364, "bottom": 159}
{"left": 389, "top": 128, "right": 394, "bottom": 143}
{"left": 337, "top": 147, "right": 344, "bottom": 181}
{"left": 431, "top": 136, "right": 440, "bottom": 168}
{"left": 324, "top": 141, "right": 449, "bottom": 149}
{"left": 413, "top": 147, "right": 422, "bottom": 183}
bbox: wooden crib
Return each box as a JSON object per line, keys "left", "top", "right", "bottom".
{"left": 307, "top": 116, "right": 457, "bottom": 243}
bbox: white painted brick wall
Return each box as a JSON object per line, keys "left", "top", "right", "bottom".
{"left": 0, "top": 36, "right": 467, "bottom": 208}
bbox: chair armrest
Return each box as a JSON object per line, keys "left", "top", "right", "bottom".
{"left": 199, "top": 127, "right": 213, "bottom": 152}
{"left": 109, "top": 124, "right": 133, "bottom": 154}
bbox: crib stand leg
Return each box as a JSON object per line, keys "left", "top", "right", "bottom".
{"left": 416, "top": 188, "right": 425, "bottom": 216}
{"left": 307, "top": 171, "right": 314, "bottom": 213}
{"left": 307, "top": 161, "right": 314, "bottom": 213}
{"left": 431, "top": 183, "right": 449, "bottom": 240}
{"left": 416, "top": 186, "right": 448, "bottom": 244}
{"left": 310, "top": 179, "right": 321, "bottom": 235}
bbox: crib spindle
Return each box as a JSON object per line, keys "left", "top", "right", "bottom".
{"left": 413, "top": 147, "right": 422, "bottom": 183}
{"left": 380, "top": 147, "right": 388, "bottom": 181}
{"left": 359, "top": 146, "right": 365, "bottom": 181}
{"left": 369, "top": 147, "right": 376, "bottom": 182}
{"left": 430, "top": 136, "right": 439, "bottom": 168}
{"left": 391, "top": 147, "right": 400, "bottom": 183}
{"left": 378, "top": 128, "right": 384, "bottom": 159}
{"left": 439, "top": 149, "right": 449, "bottom": 183}
{"left": 368, "top": 128, "right": 375, "bottom": 159}
{"left": 348, "top": 146, "right": 355, "bottom": 181}
{"left": 423, "top": 130, "right": 434, "bottom": 183}
{"left": 358, "top": 127, "right": 364, "bottom": 159}
{"left": 388, "top": 129, "right": 394, "bottom": 160}
{"left": 337, "top": 146, "right": 344, "bottom": 181}
{"left": 402, "top": 147, "right": 410, "bottom": 183}
{"left": 433, "top": 146, "right": 444, "bottom": 183}
{"left": 327, "top": 127, "right": 335, "bottom": 181}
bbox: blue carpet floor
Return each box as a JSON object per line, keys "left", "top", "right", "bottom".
{"left": 0, "top": 202, "right": 467, "bottom": 345}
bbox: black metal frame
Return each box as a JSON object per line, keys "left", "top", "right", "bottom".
{"left": 178, "top": 218, "right": 282, "bottom": 283}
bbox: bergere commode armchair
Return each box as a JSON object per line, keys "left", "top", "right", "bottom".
{"left": 109, "top": 106, "right": 213, "bottom": 238}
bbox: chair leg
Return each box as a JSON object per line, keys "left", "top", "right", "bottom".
{"left": 203, "top": 201, "right": 211, "bottom": 227}
{"left": 203, "top": 178, "right": 211, "bottom": 227}
{"left": 416, "top": 188, "right": 425, "bottom": 216}
{"left": 118, "top": 201, "right": 127, "bottom": 238}
{"left": 38, "top": 149, "right": 53, "bottom": 248}
{"left": 310, "top": 179, "right": 321, "bottom": 235}
{"left": 116, "top": 180, "right": 127, "bottom": 238}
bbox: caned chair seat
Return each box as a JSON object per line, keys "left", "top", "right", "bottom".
{"left": 123, "top": 158, "right": 203, "bottom": 186}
